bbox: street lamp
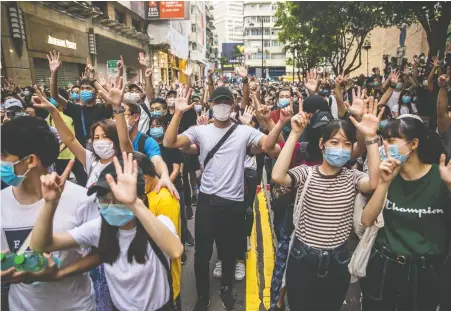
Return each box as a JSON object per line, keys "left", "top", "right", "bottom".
{"left": 363, "top": 40, "right": 371, "bottom": 77}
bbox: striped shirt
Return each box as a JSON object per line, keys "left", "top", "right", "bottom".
{"left": 288, "top": 165, "right": 367, "bottom": 249}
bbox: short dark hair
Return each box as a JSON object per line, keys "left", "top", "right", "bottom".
{"left": 166, "top": 90, "right": 177, "bottom": 97}
{"left": 133, "top": 151, "right": 157, "bottom": 177}
{"left": 71, "top": 85, "right": 80, "bottom": 91}
{"left": 1, "top": 116, "right": 59, "bottom": 167}
{"left": 124, "top": 102, "right": 141, "bottom": 116}
{"left": 321, "top": 119, "right": 357, "bottom": 146}
{"left": 80, "top": 78, "right": 95, "bottom": 88}
{"left": 150, "top": 97, "right": 168, "bottom": 110}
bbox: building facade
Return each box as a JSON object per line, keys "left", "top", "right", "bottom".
{"left": 213, "top": 1, "right": 244, "bottom": 54}
{"left": 243, "top": 0, "right": 286, "bottom": 79}
{"left": 2, "top": 1, "right": 151, "bottom": 87}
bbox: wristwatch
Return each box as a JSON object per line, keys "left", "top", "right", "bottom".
{"left": 242, "top": 77, "right": 249, "bottom": 84}
{"left": 113, "top": 107, "right": 126, "bottom": 114}
{"left": 365, "top": 137, "right": 380, "bottom": 146}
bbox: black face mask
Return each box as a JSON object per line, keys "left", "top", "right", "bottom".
{"left": 319, "top": 89, "right": 330, "bottom": 97}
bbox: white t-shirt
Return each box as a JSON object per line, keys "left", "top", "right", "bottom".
{"left": 330, "top": 96, "right": 338, "bottom": 119}
{"left": 1, "top": 182, "right": 98, "bottom": 311}
{"left": 391, "top": 103, "right": 418, "bottom": 117}
{"left": 138, "top": 98, "right": 151, "bottom": 134}
{"left": 183, "top": 123, "right": 264, "bottom": 200}
{"left": 68, "top": 215, "right": 177, "bottom": 311}
{"left": 85, "top": 149, "right": 111, "bottom": 189}
{"left": 386, "top": 90, "right": 401, "bottom": 110}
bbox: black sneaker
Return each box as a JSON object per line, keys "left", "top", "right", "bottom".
{"left": 185, "top": 230, "right": 195, "bottom": 247}
{"left": 192, "top": 296, "right": 210, "bottom": 311}
{"left": 186, "top": 205, "right": 194, "bottom": 220}
{"left": 192, "top": 194, "right": 198, "bottom": 206}
{"left": 219, "top": 286, "right": 236, "bottom": 310}
{"left": 181, "top": 251, "right": 187, "bottom": 265}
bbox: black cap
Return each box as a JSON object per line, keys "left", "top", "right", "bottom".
{"left": 87, "top": 161, "right": 146, "bottom": 197}
{"left": 211, "top": 87, "right": 234, "bottom": 102}
{"left": 310, "top": 110, "right": 334, "bottom": 129}
{"left": 303, "top": 95, "right": 330, "bottom": 114}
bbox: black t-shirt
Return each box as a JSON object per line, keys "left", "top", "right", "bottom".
{"left": 415, "top": 87, "right": 433, "bottom": 116}
{"left": 159, "top": 144, "right": 183, "bottom": 189}
{"left": 64, "top": 101, "right": 112, "bottom": 147}
{"left": 161, "top": 109, "right": 197, "bottom": 133}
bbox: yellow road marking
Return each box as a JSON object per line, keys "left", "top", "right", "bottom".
{"left": 258, "top": 191, "right": 275, "bottom": 310}
{"left": 246, "top": 196, "right": 261, "bottom": 311}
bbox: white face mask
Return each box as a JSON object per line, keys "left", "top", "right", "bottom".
{"left": 422, "top": 80, "right": 428, "bottom": 87}
{"left": 93, "top": 140, "right": 115, "bottom": 160}
{"left": 124, "top": 92, "right": 142, "bottom": 104}
{"left": 194, "top": 104, "right": 202, "bottom": 113}
{"left": 212, "top": 103, "right": 232, "bottom": 121}
{"left": 167, "top": 98, "right": 176, "bottom": 108}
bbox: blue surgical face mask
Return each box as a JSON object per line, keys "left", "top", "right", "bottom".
{"left": 80, "top": 90, "right": 94, "bottom": 103}
{"left": 194, "top": 104, "right": 202, "bottom": 113}
{"left": 0, "top": 157, "right": 30, "bottom": 187}
{"left": 99, "top": 204, "right": 135, "bottom": 227}
{"left": 319, "top": 89, "right": 330, "bottom": 97}
{"left": 379, "top": 119, "right": 388, "bottom": 129}
{"left": 379, "top": 142, "right": 411, "bottom": 164}
{"left": 374, "top": 82, "right": 381, "bottom": 88}
{"left": 277, "top": 98, "right": 290, "bottom": 108}
{"left": 401, "top": 96, "right": 411, "bottom": 104}
{"left": 324, "top": 147, "right": 351, "bottom": 167}
{"left": 23, "top": 90, "right": 30, "bottom": 97}
{"left": 50, "top": 98, "right": 58, "bottom": 107}
{"left": 150, "top": 111, "right": 163, "bottom": 118}
{"left": 71, "top": 92, "right": 80, "bottom": 101}
{"left": 396, "top": 83, "right": 403, "bottom": 89}
{"left": 149, "top": 127, "right": 164, "bottom": 138}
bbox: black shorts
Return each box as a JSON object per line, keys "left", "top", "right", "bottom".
{"left": 184, "top": 154, "right": 201, "bottom": 171}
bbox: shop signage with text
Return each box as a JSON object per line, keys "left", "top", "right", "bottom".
{"left": 47, "top": 35, "right": 77, "bottom": 50}
{"left": 147, "top": 1, "right": 185, "bottom": 19}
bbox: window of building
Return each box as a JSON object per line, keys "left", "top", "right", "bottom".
{"left": 191, "top": 24, "right": 197, "bottom": 32}
{"left": 93, "top": 1, "right": 107, "bottom": 15}
{"left": 272, "top": 4, "right": 278, "bottom": 11}
{"left": 132, "top": 18, "right": 140, "bottom": 31}
{"left": 114, "top": 9, "right": 124, "bottom": 24}
{"left": 271, "top": 40, "right": 280, "bottom": 47}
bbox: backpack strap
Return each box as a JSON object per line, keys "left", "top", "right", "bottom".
{"left": 204, "top": 123, "right": 238, "bottom": 168}
{"left": 138, "top": 133, "right": 149, "bottom": 155}
{"left": 147, "top": 235, "right": 175, "bottom": 309}
{"left": 141, "top": 102, "right": 152, "bottom": 119}
{"left": 295, "top": 142, "right": 310, "bottom": 164}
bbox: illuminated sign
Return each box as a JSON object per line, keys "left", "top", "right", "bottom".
{"left": 147, "top": 1, "right": 185, "bottom": 19}
{"left": 47, "top": 35, "right": 77, "bottom": 50}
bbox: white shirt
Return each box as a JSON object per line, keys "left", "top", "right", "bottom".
{"left": 386, "top": 90, "right": 401, "bottom": 110}
{"left": 85, "top": 150, "right": 111, "bottom": 189}
{"left": 392, "top": 103, "right": 418, "bottom": 117}
{"left": 1, "top": 182, "right": 98, "bottom": 311}
{"left": 330, "top": 96, "right": 338, "bottom": 119}
{"left": 183, "top": 123, "right": 264, "bottom": 200}
{"left": 68, "top": 215, "right": 177, "bottom": 311}
{"left": 138, "top": 98, "right": 151, "bottom": 134}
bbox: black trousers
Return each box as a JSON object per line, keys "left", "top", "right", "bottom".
{"left": 271, "top": 192, "right": 291, "bottom": 242}
{"left": 286, "top": 238, "right": 351, "bottom": 311}
{"left": 194, "top": 192, "right": 245, "bottom": 297}
{"left": 244, "top": 168, "right": 258, "bottom": 237}
{"left": 360, "top": 246, "right": 445, "bottom": 311}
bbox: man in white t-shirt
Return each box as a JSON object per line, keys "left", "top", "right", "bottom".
{"left": 0, "top": 116, "right": 97, "bottom": 311}
{"left": 164, "top": 87, "right": 268, "bottom": 310}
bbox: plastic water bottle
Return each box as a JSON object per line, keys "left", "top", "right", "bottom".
{"left": 1, "top": 252, "right": 16, "bottom": 271}
{"left": 14, "top": 252, "right": 49, "bottom": 272}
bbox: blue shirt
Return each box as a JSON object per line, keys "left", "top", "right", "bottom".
{"left": 132, "top": 131, "right": 161, "bottom": 159}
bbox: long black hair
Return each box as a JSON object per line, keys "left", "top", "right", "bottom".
{"left": 381, "top": 118, "right": 444, "bottom": 164}
{"left": 397, "top": 90, "right": 415, "bottom": 115}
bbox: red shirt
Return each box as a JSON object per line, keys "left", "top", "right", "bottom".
{"left": 271, "top": 109, "right": 280, "bottom": 124}
{"left": 278, "top": 141, "right": 322, "bottom": 168}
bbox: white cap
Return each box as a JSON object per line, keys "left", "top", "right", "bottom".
{"left": 397, "top": 114, "right": 423, "bottom": 123}
{"left": 2, "top": 98, "right": 23, "bottom": 110}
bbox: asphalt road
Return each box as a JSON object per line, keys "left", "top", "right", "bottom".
{"left": 179, "top": 189, "right": 364, "bottom": 311}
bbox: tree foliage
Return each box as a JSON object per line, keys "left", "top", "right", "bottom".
{"left": 276, "top": 1, "right": 451, "bottom": 76}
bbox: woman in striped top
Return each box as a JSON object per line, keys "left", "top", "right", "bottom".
{"left": 272, "top": 97, "right": 382, "bottom": 310}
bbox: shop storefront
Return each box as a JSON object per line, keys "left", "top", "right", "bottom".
{"left": 25, "top": 15, "right": 89, "bottom": 86}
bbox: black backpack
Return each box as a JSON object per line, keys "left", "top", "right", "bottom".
{"left": 137, "top": 133, "right": 151, "bottom": 155}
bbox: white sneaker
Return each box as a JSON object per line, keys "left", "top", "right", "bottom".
{"left": 235, "top": 262, "right": 245, "bottom": 281}
{"left": 247, "top": 236, "right": 251, "bottom": 252}
{"left": 213, "top": 260, "right": 222, "bottom": 279}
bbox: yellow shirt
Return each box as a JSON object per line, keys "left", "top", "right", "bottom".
{"left": 147, "top": 188, "right": 181, "bottom": 299}
{"left": 47, "top": 112, "right": 75, "bottom": 160}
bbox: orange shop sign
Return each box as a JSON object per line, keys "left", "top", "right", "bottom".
{"left": 147, "top": 1, "right": 185, "bottom": 19}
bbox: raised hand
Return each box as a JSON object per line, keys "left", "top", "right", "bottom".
{"left": 138, "top": 52, "right": 149, "bottom": 68}
{"left": 439, "top": 154, "right": 451, "bottom": 188}
{"left": 97, "top": 73, "right": 107, "bottom": 88}
{"left": 335, "top": 73, "right": 344, "bottom": 88}
{"left": 349, "top": 96, "right": 385, "bottom": 139}
{"left": 402, "top": 65, "right": 410, "bottom": 76}
{"left": 290, "top": 111, "right": 309, "bottom": 134}
{"left": 437, "top": 67, "right": 450, "bottom": 88}
{"left": 390, "top": 69, "right": 400, "bottom": 85}
{"left": 106, "top": 153, "right": 138, "bottom": 206}
{"left": 380, "top": 142, "right": 401, "bottom": 183}
{"left": 197, "top": 108, "right": 209, "bottom": 125}
{"left": 40, "top": 160, "right": 74, "bottom": 202}
{"left": 237, "top": 66, "right": 248, "bottom": 78}
{"left": 98, "top": 77, "right": 125, "bottom": 108}
{"left": 32, "top": 85, "right": 56, "bottom": 111}
{"left": 432, "top": 56, "right": 441, "bottom": 68}
{"left": 279, "top": 106, "right": 294, "bottom": 124}
{"left": 183, "top": 64, "right": 193, "bottom": 77}
{"left": 47, "top": 50, "right": 62, "bottom": 73}
{"left": 305, "top": 69, "right": 319, "bottom": 93}
{"left": 145, "top": 66, "right": 155, "bottom": 79}
{"left": 347, "top": 86, "right": 366, "bottom": 118}
{"left": 239, "top": 106, "right": 255, "bottom": 125}
{"left": 207, "top": 64, "right": 215, "bottom": 77}
{"left": 175, "top": 87, "right": 194, "bottom": 113}
{"left": 216, "top": 80, "right": 224, "bottom": 87}
{"left": 118, "top": 55, "right": 124, "bottom": 76}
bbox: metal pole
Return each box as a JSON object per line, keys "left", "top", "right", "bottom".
{"left": 366, "top": 49, "right": 369, "bottom": 76}
{"left": 261, "top": 17, "right": 264, "bottom": 81}
{"left": 292, "top": 49, "right": 295, "bottom": 82}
